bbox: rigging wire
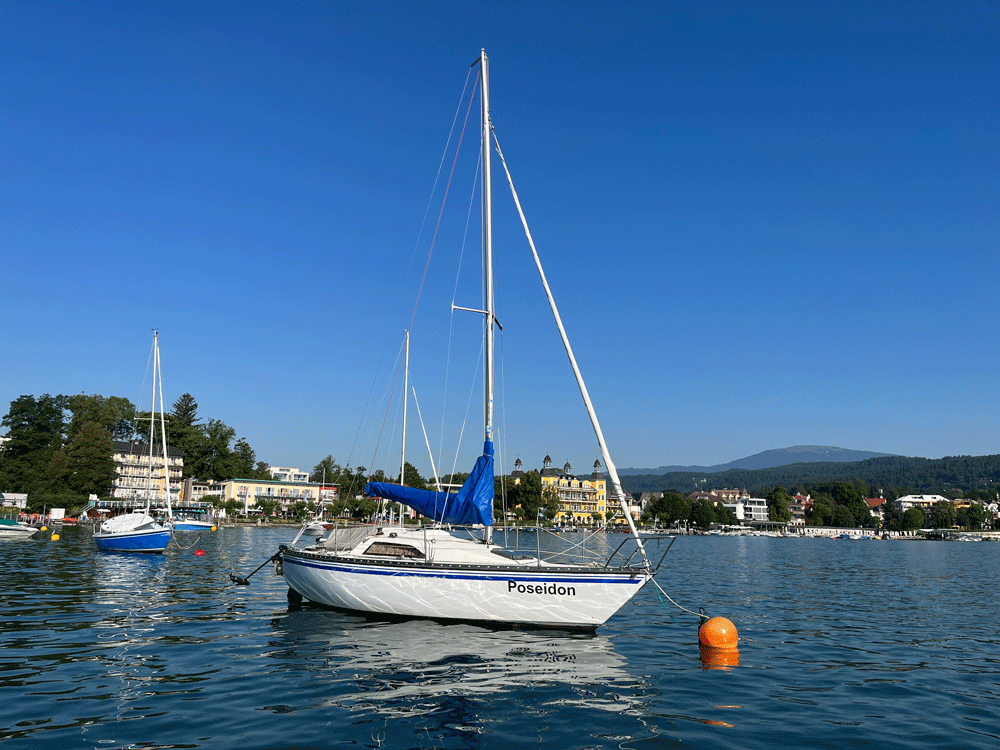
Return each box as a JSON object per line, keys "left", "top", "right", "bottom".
{"left": 439, "top": 144, "right": 483, "bottom": 485}
{"left": 341, "top": 67, "right": 475, "bottom": 478}
{"left": 407, "top": 71, "right": 480, "bottom": 333}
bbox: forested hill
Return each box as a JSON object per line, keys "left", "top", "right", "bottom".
{"left": 618, "top": 445, "right": 895, "bottom": 475}
{"left": 618, "top": 454, "right": 1000, "bottom": 497}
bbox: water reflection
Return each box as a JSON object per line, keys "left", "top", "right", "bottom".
{"left": 267, "top": 608, "right": 635, "bottom": 717}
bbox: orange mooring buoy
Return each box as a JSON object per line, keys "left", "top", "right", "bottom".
{"left": 699, "top": 616, "right": 739, "bottom": 650}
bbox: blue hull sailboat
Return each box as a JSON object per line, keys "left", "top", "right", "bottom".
{"left": 94, "top": 331, "right": 174, "bottom": 554}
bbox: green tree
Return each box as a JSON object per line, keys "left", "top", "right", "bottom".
{"left": 713, "top": 503, "right": 738, "bottom": 525}
{"left": 929, "top": 501, "right": 956, "bottom": 529}
{"left": 186, "top": 418, "right": 237, "bottom": 480}
{"left": 766, "top": 485, "right": 793, "bottom": 522}
{"left": 168, "top": 394, "right": 202, "bottom": 469}
{"left": 66, "top": 421, "right": 116, "bottom": 496}
{"left": 509, "top": 471, "right": 543, "bottom": 522}
{"left": 832, "top": 505, "right": 855, "bottom": 527}
{"left": 310, "top": 455, "right": 341, "bottom": 483}
{"left": 229, "top": 438, "right": 262, "bottom": 479}
{"left": 67, "top": 394, "right": 136, "bottom": 442}
{"left": 881, "top": 499, "right": 904, "bottom": 532}
{"left": 541, "top": 484, "right": 560, "bottom": 522}
{"left": 401, "top": 462, "right": 427, "bottom": 490}
{"left": 902, "top": 506, "right": 925, "bottom": 530}
{"left": 45, "top": 439, "right": 70, "bottom": 494}
{"left": 688, "top": 498, "right": 716, "bottom": 529}
{"left": 0, "top": 394, "right": 69, "bottom": 494}
{"left": 643, "top": 491, "right": 691, "bottom": 527}
{"left": 956, "top": 503, "right": 985, "bottom": 530}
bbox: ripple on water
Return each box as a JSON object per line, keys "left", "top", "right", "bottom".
{"left": 2, "top": 528, "right": 999, "bottom": 749}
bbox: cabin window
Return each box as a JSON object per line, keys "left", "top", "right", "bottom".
{"left": 363, "top": 542, "right": 425, "bottom": 559}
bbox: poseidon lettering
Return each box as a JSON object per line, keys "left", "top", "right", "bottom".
{"left": 507, "top": 580, "right": 576, "bottom": 597}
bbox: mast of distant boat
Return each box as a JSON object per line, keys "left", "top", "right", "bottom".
{"left": 154, "top": 331, "right": 173, "bottom": 522}
{"left": 397, "top": 329, "right": 410, "bottom": 526}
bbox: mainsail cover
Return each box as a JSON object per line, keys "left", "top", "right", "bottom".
{"left": 366, "top": 441, "right": 495, "bottom": 526}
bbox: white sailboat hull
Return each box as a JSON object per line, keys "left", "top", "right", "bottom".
{"left": 280, "top": 546, "right": 650, "bottom": 629}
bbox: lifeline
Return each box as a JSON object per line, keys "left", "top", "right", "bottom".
{"left": 507, "top": 580, "right": 576, "bottom": 597}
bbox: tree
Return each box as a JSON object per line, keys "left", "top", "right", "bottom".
{"left": 929, "top": 501, "right": 956, "bottom": 529}
{"left": 66, "top": 421, "right": 116, "bottom": 496}
{"left": 401, "top": 462, "right": 426, "bottom": 490}
{"left": 956, "top": 503, "right": 985, "bottom": 530}
{"left": 688, "top": 498, "right": 715, "bottom": 530}
{"left": 832, "top": 505, "right": 855, "bottom": 527}
{"left": 229, "top": 438, "right": 265, "bottom": 479}
{"left": 0, "top": 394, "right": 68, "bottom": 494}
{"left": 541, "top": 485, "right": 560, "bottom": 522}
{"left": 881, "top": 499, "right": 904, "bottom": 532}
{"left": 766, "top": 485, "right": 792, "bottom": 522}
{"left": 185, "top": 418, "right": 237, "bottom": 480}
{"left": 713, "top": 503, "right": 738, "bottom": 525}
{"left": 902, "top": 506, "right": 925, "bottom": 530}
{"left": 311, "top": 455, "right": 341, "bottom": 483}
{"left": 643, "top": 491, "right": 691, "bottom": 527}
{"left": 167, "top": 394, "right": 202, "bottom": 466}
{"left": 67, "top": 394, "right": 136, "bottom": 442}
{"left": 509, "top": 471, "right": 543, "bottom": 522}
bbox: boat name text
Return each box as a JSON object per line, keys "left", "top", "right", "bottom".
{"left": 507, "top": 581, "right": 576, "bottom": 597}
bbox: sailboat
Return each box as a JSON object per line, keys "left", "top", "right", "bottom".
{"left": 274, "top": 50, "right": 659, "bottom": 629}
{"left": 94, "top": 331, "right": 173, "bottom": 553}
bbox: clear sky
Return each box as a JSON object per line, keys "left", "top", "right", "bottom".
{"left": 2, "top": 1, "right": 997, "bottom": 481}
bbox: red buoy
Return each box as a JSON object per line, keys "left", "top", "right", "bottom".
{"left": 194, "top": 549, "right": 206, "bottom": 556}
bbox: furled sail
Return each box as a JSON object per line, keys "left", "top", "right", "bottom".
{"left": 366, "top": 441, "right": 494, "bottom": 526}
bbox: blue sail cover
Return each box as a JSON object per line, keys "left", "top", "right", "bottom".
{"left": 366, "top": 441, "right": 494, "bottom": 526}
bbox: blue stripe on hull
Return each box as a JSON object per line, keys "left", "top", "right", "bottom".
{"left": 94, "top": 530, "right": 170, "bottom": 553}
{"left": 283, "top": 555, "right": 643, "bottom": 586}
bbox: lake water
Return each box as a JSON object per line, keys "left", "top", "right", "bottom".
{"left": 2, "top": 526, "right": 998, "bottom": 749}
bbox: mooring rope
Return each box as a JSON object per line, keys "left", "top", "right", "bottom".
{"left": 649, "top": 575, "right": 707, "bottom": 621}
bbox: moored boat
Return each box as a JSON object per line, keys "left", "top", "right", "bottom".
{"left": 274, "top": 50, "right": 659, "bottom": 630}
{"left": 94, "top": 331, "right": 173, "bottom": 553}
{"left": 0, "top": 513, "right": 40, "bottom": 539}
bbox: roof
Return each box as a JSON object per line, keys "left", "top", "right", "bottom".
{"left": 113, "top": 440, "right": 185, "bottom": 458}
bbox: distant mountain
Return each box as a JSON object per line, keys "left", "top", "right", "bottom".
{"left": 618, "top": 446, "right": 898, "bottom": 475}
{"left": 619, "top": 453, "right": 1000, "bottom": 497}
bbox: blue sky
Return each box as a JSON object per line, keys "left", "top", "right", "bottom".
{"left": 2, "top": 1, "right": 997, "bottom": 480}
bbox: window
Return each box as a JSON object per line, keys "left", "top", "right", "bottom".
{"left": 363, "top": 542, "right": 425, "bottom": 559}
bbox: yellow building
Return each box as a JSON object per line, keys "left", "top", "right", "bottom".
{"left": 214, "top": 478, "right": 321, "bottom": 515}
{"left": 110, "top": 440, "right": 184, "bottom": 503}
{"left": 537, "top": 455, "right": 608, "bottom": 525}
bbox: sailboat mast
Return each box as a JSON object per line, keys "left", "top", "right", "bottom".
{"left": 401, "top": 329, "right": 409, "bottom": 483}
{"left": 155, "top": 331, "right": 173, "bottom": 520}
{"left": 481, "top": 48, "right": 494, "bottom": 445}
{"left": 146, "top": 335, "right": 156, "bottom": 517}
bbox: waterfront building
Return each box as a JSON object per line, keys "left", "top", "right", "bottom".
{"left": 865, "top": 496, "right": 887, "bottom": 521}
{"left": 537, "top": 456, "right": 609, "bottom": 525}
{"left": 690, "top": 488, "right": 769, "bottom": 523}
{"left": 896, "top": 494, "right": 948, "bottom": 512}
{"left": 110, "top": 440, "right": 184, "bottom": 503}
{"left": 268, "top": 466, "right": 310, "bottom": 483}
{"left": 0, "top": 492, "right": 28, "bottom": 510}
{"left": 213, "top": 477, "right": 321, "bottom": 515}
